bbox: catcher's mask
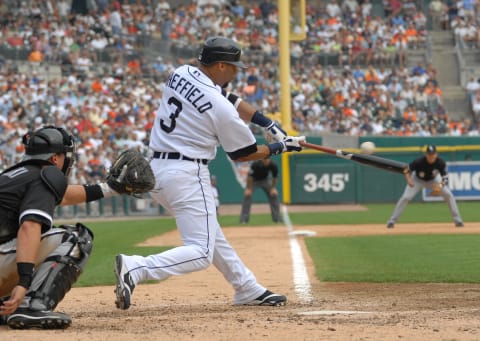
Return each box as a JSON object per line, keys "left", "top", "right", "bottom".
{"left": 22, "top": 125, "right": 76, "bottom": 176}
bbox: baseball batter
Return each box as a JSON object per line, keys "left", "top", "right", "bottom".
{"left": 387, "top": 145, "right": 464, "bottom": 228}
{"left": 114, "top": 36, "right": 304, "bottom": 309}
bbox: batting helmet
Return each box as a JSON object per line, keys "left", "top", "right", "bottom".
{"left": 22, "top": 125, "right": 76, "bottom": 176}
{"left": 198, "top": 36, "right": 247, "bottom": 68}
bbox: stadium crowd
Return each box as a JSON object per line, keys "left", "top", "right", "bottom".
{"left": 0, "top": 0, "right": 476, "bottom": 182}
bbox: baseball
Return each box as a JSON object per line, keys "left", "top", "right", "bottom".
{"left": 360, "top": 141, "right": 376, "bottom": 155}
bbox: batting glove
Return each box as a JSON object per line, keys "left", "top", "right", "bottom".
{"left": 266, "top": 121, "right": 287, "bottom": 142}
{"left": 268, "top": 136, "right": 306, "bottom": 155}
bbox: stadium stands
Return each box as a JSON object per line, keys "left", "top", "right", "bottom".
{"left": 0, "top": 0, "right": 475, "bottom": 183}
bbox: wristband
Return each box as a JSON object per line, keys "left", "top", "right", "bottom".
{"left": 17, "top": 262, "right": 34, "bottom": 289}
{"left": 251, "top": 111, "right": 272, "bottom": 127}
{"left": 83, "top": 183, "right": 118, "bottom": 202}
{"left": 83, "top": 184, "right": 104, "bottom": 202}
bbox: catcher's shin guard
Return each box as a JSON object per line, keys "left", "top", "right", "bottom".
{"left": 28, "top": 223, "right": 94, "bottom": 311}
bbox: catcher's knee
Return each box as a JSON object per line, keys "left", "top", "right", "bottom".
{"left": 28, "top": 223, "right": 94, "bottom": 311}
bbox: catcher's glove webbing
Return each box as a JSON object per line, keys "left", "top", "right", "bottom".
{"left": 106, "top": 149, "right": 155, "bottom": 196}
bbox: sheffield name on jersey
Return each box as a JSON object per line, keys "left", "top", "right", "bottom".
{"left": 165, "top": 71, "right": 213, "bottom": 113}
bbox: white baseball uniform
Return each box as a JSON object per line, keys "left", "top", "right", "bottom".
{"left": 120, "top": 65, "right": 267, "bottom": 304}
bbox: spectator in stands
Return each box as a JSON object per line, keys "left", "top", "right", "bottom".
{"left": 28, "top": 47, "right": 44, "bottom": 65}
{"left": 0, "top": 0, "right": 461, "bottom": 176}
{"left": 429, "top": 0, "right": 446, "bottom": 30}
{"left": 465, "top": 77, "right": 480, "bottom": 99}
{"left": 471, "top": 88, "right": 480, "bottom": 117}
{"left": 110, "top": 3, "right": 123, "bottom": 36}
{"left": 386, "top": 0, "right": 403, "bottom": 18}
{"left": 75, "top": 51, "right": 93, "bottom": 76}
{"left": 6, "top": 33, "right": 23, "bottom": 48}
{"left": 326, "top": 1, "right": 342, "bottom": 19}
{"left": 392, "top": 28, "right": 408, "bottom": 68}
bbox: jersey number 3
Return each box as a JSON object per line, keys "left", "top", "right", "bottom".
{"left": 160, "top": 97, "right": 182, "bottom": 133}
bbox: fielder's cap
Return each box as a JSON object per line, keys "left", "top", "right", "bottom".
{"left": 198, "top": 36, "right": 247, "bottom": 68}
{"left": 426, "top": 145, "right": 437, "bottom": 154}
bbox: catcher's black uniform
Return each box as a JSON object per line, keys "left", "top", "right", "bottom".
{"left": 0, "top": 163, "right": 61, "bottom": 244}
{"left": 0, "top": 161, "right": 93, "bottom": 329}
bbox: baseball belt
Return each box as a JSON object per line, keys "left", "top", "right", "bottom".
{"left": 153, "top": 151, "right": 208, "bottom": 165}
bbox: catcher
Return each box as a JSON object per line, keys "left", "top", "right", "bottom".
{"left": 387, "top": 145, "right": 464, "bottom": 228}
{"left": 0, "top": 126, "right": 154, "bottom": 329}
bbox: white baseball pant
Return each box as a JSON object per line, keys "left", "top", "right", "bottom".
{"left": 122, "top": 158, "right": 266, "bottom": 304}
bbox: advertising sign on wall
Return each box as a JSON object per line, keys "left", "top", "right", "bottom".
{"left": 423, "top": 162, "right": 480, "bottom": 201}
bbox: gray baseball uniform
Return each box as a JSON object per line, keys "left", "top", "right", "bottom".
{"left": 388, "top": 153, "right": 463, "bottom": 227}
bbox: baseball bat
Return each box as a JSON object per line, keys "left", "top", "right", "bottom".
{"left": 299, "top": 141, "right": 408, "bottom": 174}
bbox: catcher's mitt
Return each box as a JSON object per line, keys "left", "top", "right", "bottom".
{"left": 106, "top": 149, "right": 155, "bottom": 196}
{"left": 430, "top": 183, "right": 443, "bottom": 196}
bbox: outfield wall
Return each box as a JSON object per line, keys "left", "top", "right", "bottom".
{"left": 210, "top": 136, "right": 480, "bottom": 205}
{"left": 56, "top": 136, "right": 480, "bottom": 218}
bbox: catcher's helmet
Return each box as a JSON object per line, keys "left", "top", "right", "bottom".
{"left": 198, "top": 36, "right": 247, "bottom": 68}
{"left": 22, "top": 125, "right": 76, "bottom": 176}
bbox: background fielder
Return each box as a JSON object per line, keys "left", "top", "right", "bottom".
{"left": 239, "top": 157, "right": 281, "bottom": 224}
{"left": 387, "top": 145, "right": 464, "bottom": 228}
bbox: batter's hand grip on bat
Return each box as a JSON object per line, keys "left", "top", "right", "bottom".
{"left": 299, "top": 141, "right": 408, "bottom": 175}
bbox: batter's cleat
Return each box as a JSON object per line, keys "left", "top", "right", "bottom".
{"left": 387, "top": 222, "right": 395, "bottom": 229}
{"left": 6, "top": 308, "right": 71, "bottom": 329}
{"left": 245, "top": 290, "right": 287, "bottom": 306}
{"left": 455, "top": 222, "right": 464, "bottom": 227}
{"left": 114, "top": 254, "right": 135, "bottom": 310}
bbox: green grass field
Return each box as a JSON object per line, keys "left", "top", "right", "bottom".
{"left": 72, "top": 201, "right": 480, "bottom": 286}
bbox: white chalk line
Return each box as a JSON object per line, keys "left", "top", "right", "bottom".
{"left": 298, "top": 310, "right": 373, "bottom": 316}
{"left": 282, "top": 205, "right": 313, "bottom": 304}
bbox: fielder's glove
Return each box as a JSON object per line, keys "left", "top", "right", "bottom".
{"left": 106, "top": 149, "right": 155, "bottom": 196}
{"left": 430, "top": 183, "right": 443, "bottom": 196}
{"left": 265, "top": 121, "right": 287, "bottom": 142}
{"left": 268, "top": 136, "right": 306, "bottom": 155}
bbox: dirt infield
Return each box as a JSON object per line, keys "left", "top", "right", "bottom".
{"left": 3, "top": 205, "right": 480, "bottom": 340}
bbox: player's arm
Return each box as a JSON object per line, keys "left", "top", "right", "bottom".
{"left": 405, "top": 170, "right": 414, "bottom": 187}
{"left": 61, "top": 183, "right": 117, "bottom": 206}
{"left": 231, "top": 145, "right": 273, "bottom": 161}
{"left": 228, "top": 139, "right": 304, "bottom": 162}
{"left": 222, "top": 90, "right": 287, "bottom": 142}
{"left": 439, "top": 159, "right": 449, "bottom": 186}
{"left": 270, "top": 163, "right": 279, "bottom": 188}
{"left": 16, "top": 220, "right": 41, "bottom": 269}
{"left": 246, "top": 175, "right": 254, "bottom": 190}
{"left": 271, "top": 175, "right": 278, "bottom": 189}
{"left": 62, "top": 149, "right": 154, "bottom": 205}
{"left": 1, "top": 220, "right": 41, "bottom": 315}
